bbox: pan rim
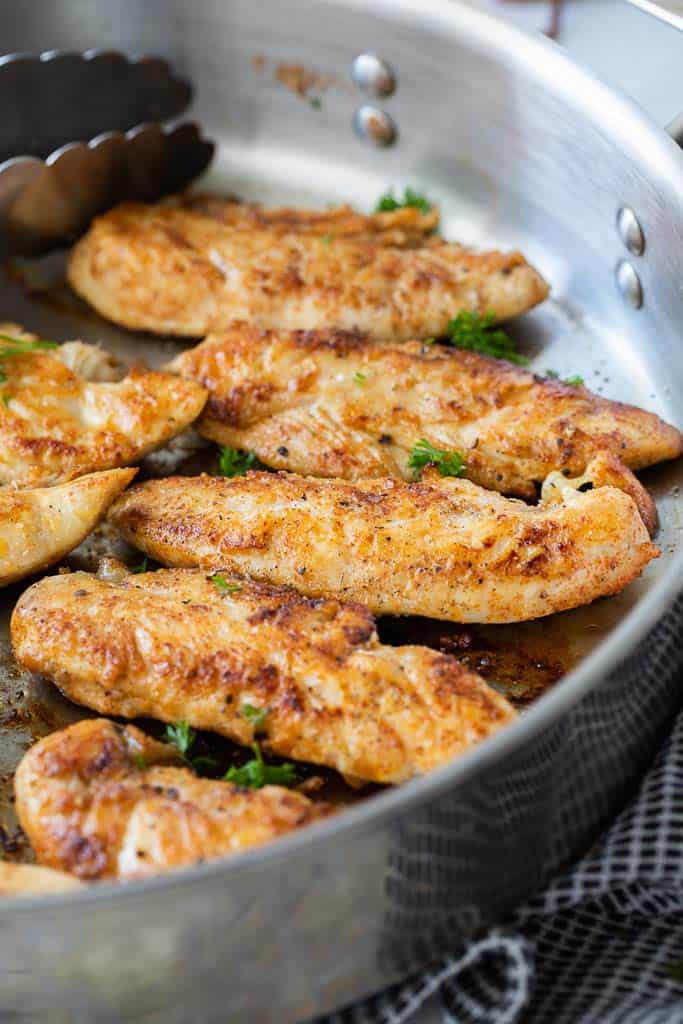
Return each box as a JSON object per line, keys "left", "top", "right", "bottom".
{"left": 3, "top": 0, "right": 683, "bottom": 914}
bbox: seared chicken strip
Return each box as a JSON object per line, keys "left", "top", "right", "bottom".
{"left": 168, "top": 324, "right": 683, "bottom": 506}
{"left": 0, "top": 323, "right": 206, "bottom": 487}
{"left": 67, "top": 201, "right": 549, "bottom": 338}
{"left": 0, "top": 468, "right": 135, "bottom": 586}
{"left": 109, "top": 461, "right": 658, "bottom": 623}
{"left": 0, "top": 862, "right": 83, "bottom": 895}
{"left": 11, "top": 568, "right": 515, "bottom": 784}
{"left": 179, "top": 194, "right": 440, "bottom": 244}
{"left": 15, "top": 718, "right": 325, "bottom": 881}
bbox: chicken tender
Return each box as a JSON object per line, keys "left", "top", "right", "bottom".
{"left": 11, "top": 568, "right": 515, "bottom": 784}
{"left": 0, "top": 862, "right": 83, "bottom": 895}
{"left": 0, "top": 468, "right": 135, "bottom": 586}
{"left": 0, "top": 322, "right": 206, "bottom": 487}
{"left": 67, "top": 201, "right": 549, "bottom": 338}
{"left": 168, "top": 324, "right": 682, "bottom": 503}
{"left": 15, "top": 718, "right": 325, "bottom": 881}
{"left": 108, "top": 462, "right": 658, "bottom": 623}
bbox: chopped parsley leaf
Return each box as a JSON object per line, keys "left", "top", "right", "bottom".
{"left": 210, "top": 572, "right": 241, "bottom": 594}
{"left": 423, "top": 337, "right": 436, "bottom": 346}
{"left": 133, "top": 754, "right": 146, "bottom": 770}
{"left": 242, "top": 703, "right": 269, "bottom": 732}
{"left": 309, "top": 95, "right": 322, "bottom": 110}
{"left": 217, "top": 446, "right": 260, "bottom": 478}
{"left": 321, "top": 233, "right": 334, "bottom": 245}
{"left": 446, "top": 311, "right": 528, "bottom": 365}
{"left": 408, "top": 439, "right": 466, "bottom": 479}
{"left": 131, "top": 557, "right": 148, "bottom": 574}
{"left": 545, "top": 369, "right": 585, "bottom": 387}
{"left": 666, "top": 956, "right": 683, "bottom": 984}
{"left": 225, "top": 742, "right": 297, "bottom": 789}
{"left": 376, "top": 187, "right": 432, "bottom": 214}
{"left": 0, "top": 334, "right": 58, "bottom": 356}
{"left": 1, "top": 393, "right": 10, "bottom": 407}
{"left": 164, "top": 719, "right": 217, "bottom": 774}
{"left": 353, "top": 370, "right": 367, "bottom": 384}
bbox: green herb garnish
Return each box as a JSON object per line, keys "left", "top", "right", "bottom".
{"left": 353, "top": 371, "right": 367, "bottom": 384}
{"left": 666, "top": 956, "right": 683, "bottom": 984}
{"left": 224, "top": 742, "right": 297, "bottom": 789}
{"left": 1, "top": 393, "right": 10, "bottom": 407}
{"left": 134, "top": 754, "right": 146, "bottom": 770}
{"left": 131, "top": 557, "right": 148, "bottom": 574}
{"left": 217, "top": 447, "right": 259, "bottom": 478}
{"left": 164, "top": 720, "right": 217, "bottom": 774}
{"left": 408, "top": 439, "right": 466, "bottom": 479}
{"left": 242, "top": 703, "right": 269, "bottom": 732}
{"left": 210, "top": 572, "right": 241, "bottom": 594}
{"left": 309, "top": 96, "right": 322, "bottom": 110}
{"left": 376, "top": 187, "right": 432, "bottom": 214}
{"left": 321, "top": 233, "right": 333, "bottom": 245}
{"left": 545, "top": 369, "right": 584, "bottom": 387}
{"left": 0, "top": 334, "right": 58, "bottom": 356}
{"left": 445, "top": 311, "right": 528, "bottom": 365}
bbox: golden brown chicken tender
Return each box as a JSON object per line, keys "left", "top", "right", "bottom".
{"left": 15, "top": 718, "right": 326, "bottom": 881}
{"left": 168, "top": 324, "right": 682, "bottom": 503}
{"left": 11, "top": 568, "right": 515, "bottom": 784}
{"left": 0, "top": 468, "right": 136, "bottom": 586}
{"left": 0, "top": 323, "right": 206, "bottom": 487}
{"left": 108, "top": 463, "right": 658, "bottom": 623}
{"left": 67, "top": 201, "right": 549, "bottom": 338}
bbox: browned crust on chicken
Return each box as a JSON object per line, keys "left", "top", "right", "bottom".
{"left": 178, "top": 194, "right": 440, "bottom": 244}
{"left": 0, "top": 324, "right": 206, "bottom": 487}
{"left": 66, "top": 202, "right": 549, "bottom": 338}
{"left": 108, "top": 466, "right": 658, "bottom": 623}
{"left": 0, "top": 861, "right": 83, "bottom": 895}
{"left": 0, "top": 468, "right": 136, "bottom": 586}
{"left": 15, "top": 718, "right": 325, "bottom": 881}
{"left": 11, "top": 569, "right": 515, "bottom": 784}
{"left": 167, "top": 324, "right": 683, "bottom": 500}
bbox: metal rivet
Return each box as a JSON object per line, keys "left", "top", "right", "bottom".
{"left": 351, "top": 54, "right": 396, "bottom": 98}
{"left": 616, "top": 206, "right": 645, "bottom": 256}
{"left": 352, "top": 105, "right": 397, "bottom": 147}
{"left": 615, "top": 260, "right": 643, "bottom": 309}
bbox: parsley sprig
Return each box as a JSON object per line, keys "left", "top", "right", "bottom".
{"left": 225, "top": 742, "right": 297, "bottom": 789}
{"left": 164, "top": 720, "right": 217, "bottom": 774}
{"left": 376, "top": 187, "right": 432, "bottom": 214}
{"left": 445, "top": 311, "right": 528, "bottom": 365}
{"left": 242, "top": 703, "right": 269, "bottom": 732}
{"left": 408, "top": 439, "right": 466, "bottom": 479}
{"left": 217, "top": 447, "right": 260, "bottom": 478}
{"left": 210, "top": 572, "right": 242, "bottom": 594}
{"left": 545, "top": 369, "right": 584, "bottom": 387}
{"left": 131, "top": 557, "right": 148, "bottom": 574}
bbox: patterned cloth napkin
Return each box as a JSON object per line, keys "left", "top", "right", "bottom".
{"left": 323, "top": 703, "right": 683, "bottom": 1024}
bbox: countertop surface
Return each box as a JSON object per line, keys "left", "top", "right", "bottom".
{"left": 408, "top": 2, "right": 681, "bottom": 1022}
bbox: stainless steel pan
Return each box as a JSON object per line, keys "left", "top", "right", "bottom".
{"left": 0, "top": 1, "right": 683, "bottom": 1020}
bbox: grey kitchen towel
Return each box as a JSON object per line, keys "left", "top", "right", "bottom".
{"left": 324, "top": 703, "right": 683, "bottom": 1024}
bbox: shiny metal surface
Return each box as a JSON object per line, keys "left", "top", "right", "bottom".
{"left": 351, "top": 53, "right": 396, "bottom": 97}
{"left": 628, "top": 0, "right": 683, "bottom": 31}
{"left": 0, "top": 1, "right": 682, "bottom": 1021}
{"left": 615, "top": 258, "right": 644, "bottom": 308}
{"left": 616, "top": 205, "right": 645, "bottom": 255}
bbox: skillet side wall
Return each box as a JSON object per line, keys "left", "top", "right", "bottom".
{"left": 1, "top": 0, "right": 683, "bottom": 1020}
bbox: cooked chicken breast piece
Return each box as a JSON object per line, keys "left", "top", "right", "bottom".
{"left": 179, "top": 194, "right": 440, "bottom": 244}
{"left": 0, "top": 862, "right": 83, "bottom": 895}
{"left": 108, "top": 461, "right": 658, "bottom": 623}
{"left": 0, "top": 468, "right": 135, "bottom": 586}
{"left": 0, "top": 322, "right": 206, "bottom": 487}
{"left": 15, "top": 718, "right": 325, "bottom": 881}
{"left": 66, "top": 201, "right": 549, "bottom": 338}
{"left": 168, "top": 324, "right": 682, "bottom": 504}
{"left": 11, "top": 568, "right": 515, "bottom": 784}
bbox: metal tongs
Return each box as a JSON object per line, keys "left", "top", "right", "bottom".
{"left": 0, "top": 49, "right": 214, "bottom": 258}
